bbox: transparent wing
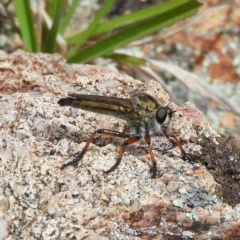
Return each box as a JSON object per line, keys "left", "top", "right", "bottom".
{"left": 69, "top": 93, "right": 133, "bottom": 109}
{"left": 59, "top": 93, "right": 134, "bottom": 121}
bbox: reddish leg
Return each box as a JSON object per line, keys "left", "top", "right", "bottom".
{"left": 104, "top": 135, "right": 141, "bottom": 174}
{"left": 61, "top": 129, "right": 140, "bottom": 173}
{"left": 144, "top": 134, "right": 157, "bottom": 178}
{"left": 161, "top": 126, "right": 187, "bottom": 159}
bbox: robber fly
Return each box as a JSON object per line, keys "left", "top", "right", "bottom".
{"left": 58, "top": 92, "right": 186, "bottom": 178}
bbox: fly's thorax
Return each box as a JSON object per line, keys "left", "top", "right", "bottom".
{"left": 132, "top": 93, "right": 159, "bottom": 111}
{"left": 129, "top": 93, "right": 159, "bottom": 128}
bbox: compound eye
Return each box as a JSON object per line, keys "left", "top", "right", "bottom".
{"left": 156, "top": 107, "right": 172, "bottom": 125}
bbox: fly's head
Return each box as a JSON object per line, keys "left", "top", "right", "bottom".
{"left": 149, "top": 106, "right": 173, "bottom": 136}
{"left": 156, "top": 106, "right": 172, "bottom": 126}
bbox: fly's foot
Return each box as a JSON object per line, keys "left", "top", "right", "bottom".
{"left": 103, "top": 158, "right": 121, "bottom": 176}
{"left": 103, "top": 171, "right": 109, "bottom": 177}
{"left": 150, "top": 164, "right": 157, "bottom": 179}
{"left": 181, "top": 152, "right": 192, "bottom": 162}
{"left": 183, "top": 151, "right": 202, "bottom": 163}
{"left": 61, "top": 154, "right": 82, "bottom": 170}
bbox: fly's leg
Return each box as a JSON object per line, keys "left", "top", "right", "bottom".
{"left": 61, "top": 132, "right": 95, "bottom": 169}
{"left": 161, "top": 126, "right": 189, "bottom": 160}
{"left": 61, "top": 129, "right": 133, "bottom": 170}
{"left": 144, "top": 134, "right": 157, "bottom": 178}
{"left": 104, "top": 135, "right": 141, "bottom": 175}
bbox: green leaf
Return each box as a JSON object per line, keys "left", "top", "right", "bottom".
{"left": 47, "top": 0, "right": 57, "bottom": 18}
{"left": 59, "top": 0, "right": 80, "bottom": 35}
{"left": 94, "top": 0, "right": 193, "bottom": 36}
{"left": 43, "top": 0, "right": 65, "bottom": 53}
{"left": 13, "top": 0, "right": 37, "bottom": 52}
{"left": 68, "top": 0, "right": 116, "bottom": 57}
{"left": 67, "top": 0, "right": 195, "bottom": 44}
{"left": 106, "top": 53, "right": 146, "bottom": 66}
{"left": 67, "top": 0, "right": 201, "bottom": 63}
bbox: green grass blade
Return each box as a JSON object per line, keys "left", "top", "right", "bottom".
{"left": 67, "top": 0, "right": 202, "bottom": 63}
{"left": 59, "top": 0, "right": 80, "bottom": 35}
{"left": 43, "top": 0, "right": 65, "bottom": 53}
{"left": 94, "top": 0, "right": 193, "bottom": 36}
{"left": 107, "top": 53, "right": 146, "bottom": 66}
{"left": 47, "top": 0, "right": 57, "bottom": 18}
{"left": 69, "top": 0, "right": 115, "bottom": 57}
{"left": 67, "top": 0, "right": 194, "bottom": 44}
{"left": 13, "top": 0, "right": 37, "bottom": 52}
